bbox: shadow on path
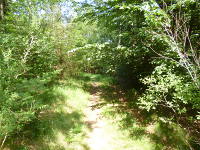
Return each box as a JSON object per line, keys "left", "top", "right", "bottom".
{"left": 79, "top": 73, "right": 192, "bottom": 150}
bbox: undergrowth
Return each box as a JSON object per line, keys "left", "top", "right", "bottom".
{"left": 4, "top": 73, "right": 197, "bottom": 150}
{"left": 5, "top": 76, "right": 90, "bottom": 150}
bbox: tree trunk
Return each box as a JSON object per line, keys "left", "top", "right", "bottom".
{"left": 0, "top": 0, "right": 7, "bottom": 20}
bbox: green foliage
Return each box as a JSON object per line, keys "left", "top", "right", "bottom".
{"left": 0, "top": 0, "right": 69, "bottom": 143}
{"left": 138, "top": 64, "right": 200, "bottom": 115}
{"left": 0, "top": 0, "right": 199, "bottom": 148}
{"left": 76, "top": 0, "right": 200, "bottom": 113}
{"left": 74, "top": 0, "right": 200, "bottom": 145}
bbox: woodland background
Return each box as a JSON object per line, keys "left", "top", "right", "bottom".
{"left": 0, "top": 0, "right": 199, "bottom": 149}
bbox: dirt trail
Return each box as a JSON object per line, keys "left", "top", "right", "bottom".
{"left": 83, "top": 82, "right": 111, "bottom": 150}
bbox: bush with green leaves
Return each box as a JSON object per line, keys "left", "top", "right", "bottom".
{"left": 0, "top": 32, "right": 59, "bottom": 140}
{"left": 138, "top": 64, "right": 200, "bottom": 118}
{"left": 0, "top": 0, "right": 67, "bottom": 143}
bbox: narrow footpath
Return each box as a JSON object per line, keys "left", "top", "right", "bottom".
{"left": 82, "top": 80, "right": 154, "bottom": 150}
{"left": 84, "top": 82, "right": 109, "bottom": 150}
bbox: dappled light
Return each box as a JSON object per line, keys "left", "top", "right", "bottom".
{"left": 0, "top": 0, "right": 199, "bottom": 149}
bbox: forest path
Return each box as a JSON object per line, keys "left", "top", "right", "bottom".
{"left": 81, "top": 78, "right": 154, "bottom": 150}
{"left": 84, "top": 82, "right": 110, "bottom": 150}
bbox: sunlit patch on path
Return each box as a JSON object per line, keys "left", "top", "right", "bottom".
{"left": 83, "top": 81, "right": 154, "bottom": 150}
{"left": 83, "top": 82, "right": 110, "bottom": 150}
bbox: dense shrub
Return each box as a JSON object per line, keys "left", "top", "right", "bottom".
{"left": 0, "top": 0, "right": 62, "bottom": 142}
{"left": 138, "top": 64, "right": 200, "bottom": 116}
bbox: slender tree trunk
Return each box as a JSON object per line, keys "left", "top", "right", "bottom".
{"left": 0, "top": 0, "right": 7, "bottom": 20}
{"left": 0, "top": 0, "right": 4, "bottom": 20}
